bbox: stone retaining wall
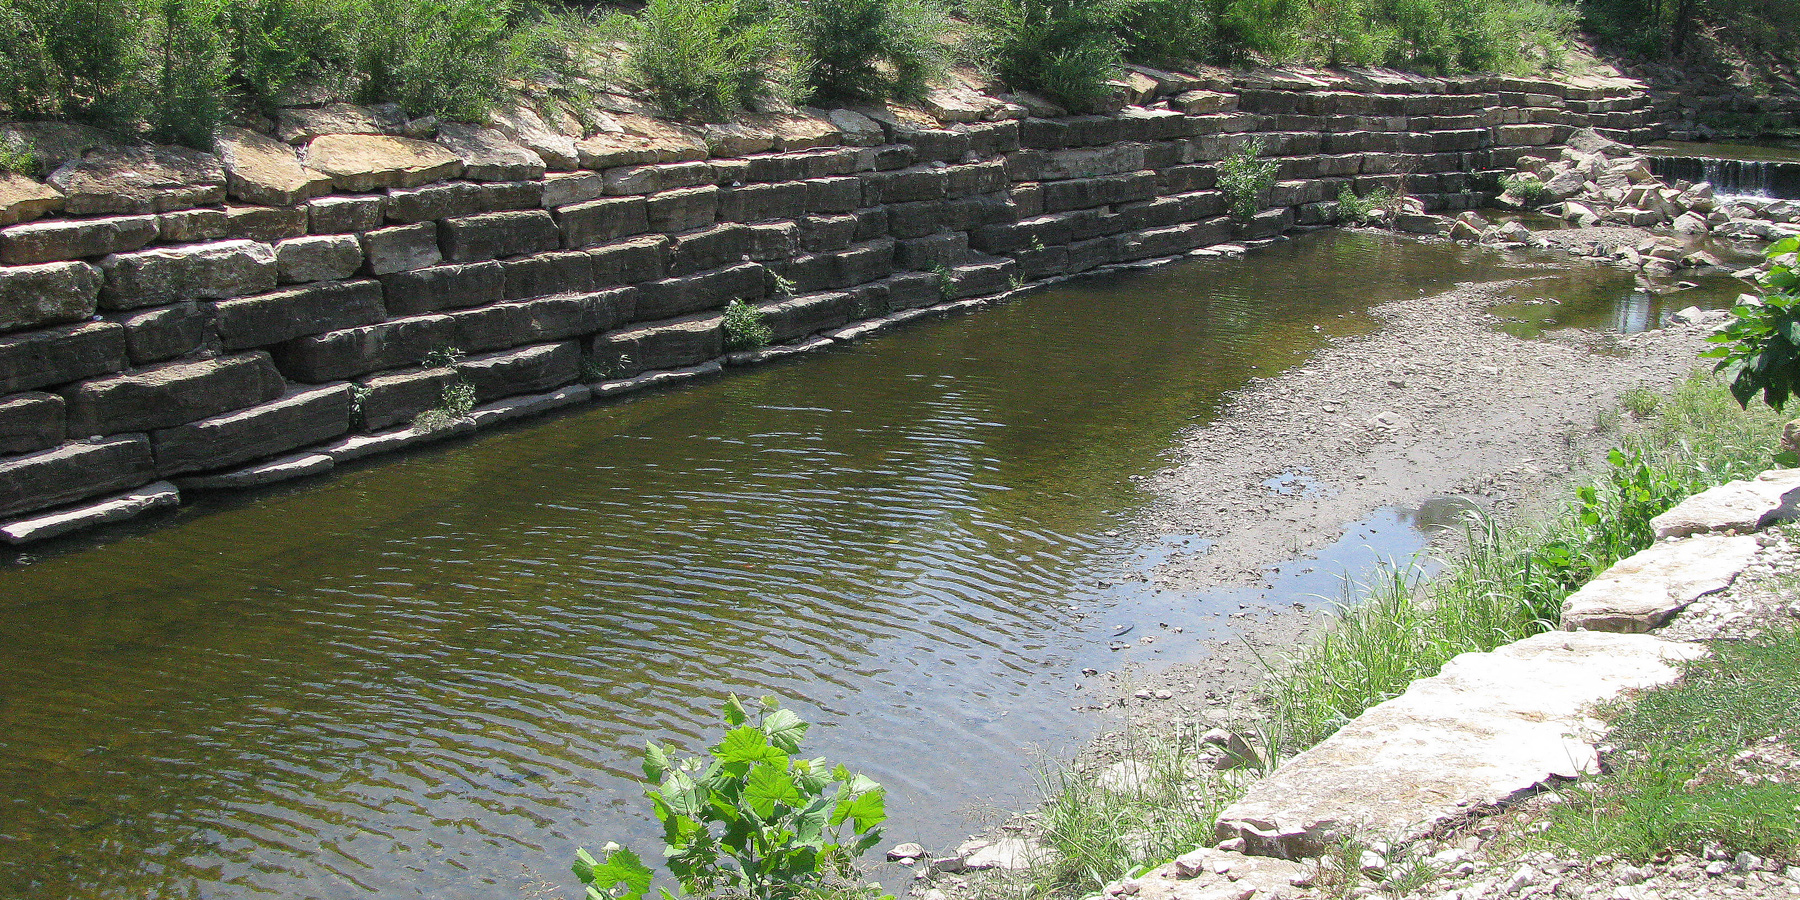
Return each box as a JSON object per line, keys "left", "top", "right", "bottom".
{"left": 0, "top": 68, "right": 1656, "bottom": 543}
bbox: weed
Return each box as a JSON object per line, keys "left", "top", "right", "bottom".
{"left": 0, "top": 141, "right": 38, "bottom": 177}
{"left": 1501, "top": 173, "right": 1552, "bottom": 206}
{"left": 603, "top": 0, "right": 788, "bottom": 121}
{"left": 584, "top": 353, "right": 632, "bottom": 382}
{"left": 723, "top": 298, "right": 774, "bottom": 351}
{"left": 772, "top": 272, "right": 797, "bottom": 298}
{"left": 1336, "top": 185, "right": 1396, "bottom": 224}
{"left": 348, "top": 382, "right": 372, "bottom": 428}
{"left": 420, "top": 344, "right": 465, "bottom": 369}
{"left": 574, "top": 696, "right": 887, "bottom": 900}
{"left": 964, "top": 0, "right": 1134, "bottom": 114}
{"left": 414, "top": 380, "right": 476, "bottom": 432}
{"left": 788, "top": 0, "right": 949, "bottom": 104}
{"left": 932, "top": 264, "right": 954, "bottom": 301}
{"left": 146, "top": 0, "right": 231, "bottom": 149}
{"left": 1217, "top": 138, "right": 1279, "bottom": 222}
{"left": 1008, "top": 272, "right": 1024, "bottom": 291}
{"left": 1618, "top": 385, "right": 1661, "bottom": 419}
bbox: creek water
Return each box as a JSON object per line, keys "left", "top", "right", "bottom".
{"left": 0, "top": 232, "right": 1734, "bottom": 900}
{"left": 1646, "top": 139, "right": 1800, "bottom": 199}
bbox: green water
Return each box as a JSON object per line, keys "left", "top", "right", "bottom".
{"left": 0, "top": 232, "right": 1698, "bottom": 900}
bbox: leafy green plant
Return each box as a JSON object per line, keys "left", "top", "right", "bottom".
{"left": 603, "top": 0, "right": 788, "bottom": 121}
{"left": 146, "top": 0, "right": 231, "bottom": 148}
{"left": 0, "top": 0, "right": 148, "bottom": 125}
{"left": 0, "top": 140, "right": 38, "bottom": 177}
{"left": 931, "top": 263, "right": 954, "bottom": 301}
{"left": 413, "top": 380, "right": 477, "bottom": 432}
{"left": 574, "top": 696, "right": 887, "bottom": 900}
{"left": 1704, "top": 237, "right": 1800, "bottom": 412}
{"left": 787, "top": 0, "right": 948, "bottom": 104}
{"left": 1336, "top": 185, "right": 1396, "bottom": 224}
{"left": 1501, "top": 173, "right": 1551, "bottom": 206}
{"left": 1217, "top": 138, "right": 1279, "bottom": 221}
{"left": 964, "top": 0, "right": 1133, "bottom": 113}
{"left": 1618, "top": 386, "right": 1660, "bottom": 419}
{"left": 723, "top": 298, "right": 774, "bottom": 351}
{"left": 351, "top": 0, "right": 548, "bottom": 121}
{"left": 215, "top": 0, "right": 357, "bottom": 111}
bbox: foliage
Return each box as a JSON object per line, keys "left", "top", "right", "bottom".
{"left": 1539, "top": 625, "right": 1800, "bottom": 862}
{"left": 602, "top": 0, "right": 788, "bottom": 121}
{"left": 145, "top": 0, "right": 231, "bottom": 148}
{"left": 787, "top": 0, "right": 948, "bottom": 104}
{"left": 723, "top": 299, "right": 775, "bottom": 352}
{"left": 1501, "top": 173, "right": 1552, "bottom": 205}
{"left": 1336, "top": 185, "right": 1396, "bottom": 224}
{"left": 574, "top": 696, "right": 887, "bottom": 900}
{"left": 964, "top": 0, "right": 1135, "bottom": 113}
{"left": 1117, "top": 0, "right": 1225, "bottom": 68}
{"left": 413, "top": 380, "right": 477, "bottom": 432}
{"left": 1217, "top": 138, "right": 1279, "bottom": 221}
{"left": 1581, "top": 0, "right": 1799, "bottom": 60}
{"left": 0, "top": 140, "right": 39, "bottom": 177}
{"left": 0, "top": 0, "right": 147, "bottom": 125}
{"left": 1704, "top": 237, "right": 1800, "bottom": 413}
{"left": 352, "top": 0, "right": 550, "bottom": 121}
{"left": 214, "top": 0, "right": 356, "bottom": 111}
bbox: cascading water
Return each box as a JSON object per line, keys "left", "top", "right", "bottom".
{"left": 1645, "top": 140, "right": 1800, "bottom": 200}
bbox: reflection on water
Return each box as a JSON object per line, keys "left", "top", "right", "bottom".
{"left": 0, "top": 231, "right": 1737, "bottom": 900}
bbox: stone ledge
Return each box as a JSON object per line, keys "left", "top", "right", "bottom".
{"left": 0, "top": 480, "right": 178, "bottom": 544}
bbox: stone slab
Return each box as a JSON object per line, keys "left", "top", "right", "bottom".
{"left": 0, "top": 391, "right": 64, "bottom": 454}
{"left": 0, "top": 172, "right": 64, "bottom": 227}
{"left": 48, "top": 146, "right": 226, "bottom": 215}
{"left": 151, "top": 384, "right": 352, "bottom": 476}
{"left": 0, "top": 435, "right": 156, "bottom": 519}
{"left": 1, "top": 214, "right": 159, "bottom": 265}
{"left": 301, "top": 134, "right": 463, "bottom": 191}
{"left": 214, "top": 126, "right": 333, "bottom": 206}
{"left": 0, "top": 480, "right": 179, "bottom": 544}
{"left": 466, "top": 384, "right": 591, "bottom": 428}
{"left": 173, "top": 451, "right": 334, "bottom": 490}
{"left": 1561, "top": 533, "right": 1759, "bottom": 632}
{"left": 1214, "top": 630, "right": 1707, "bottom": 859}
{"left": 0, "top": 321, "right": 127, "bottom": 394}
{"left": 323, "top": 420, "right": 475, "bottom": 463}
{"left": 0, "top": 260, "right": 102, "bottom": 332}
{"left": 1649, "top": 468, "right": 1800, "bottom": 539}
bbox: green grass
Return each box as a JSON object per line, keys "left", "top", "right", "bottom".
{"left": 1538, "top": 625, "right": 1800, "bottom": 862}
{"left": 414, "top": 380, "right": 477, "bottom": 432}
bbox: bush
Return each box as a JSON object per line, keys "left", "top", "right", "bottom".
{"left": 1705, "top": 237, "right": 1800, "bottom": 413}
{"left": 723, "top": 298, "right": 775, "bottom": 351}
{"left": 574, "top": 696, "right": 887, "bottom": 900}
{"left": 965, "top": 0, "right": 1135, "bottom": 113}
{"left": 215, "top": 0, "right": 356, "bottom": 111}
{"left": 0, "top": 0, "right": 147, "bottom": 125}
{"left": 788, "top": 0, "right": 948, "bottom": 104}
{"left": 145, "top": 0, "right": 231, "bottom": 148}
{"left": 603, "top": 0, "right": 788, "bottom": 121}
{"left": 1217, "top": 138, "right": 1279, "bottom": 221}
{"left": 1117, "top": 0, "right": 1220, "bottom": 68}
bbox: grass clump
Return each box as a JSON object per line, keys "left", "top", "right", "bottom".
{"left": 1501, "top": 172, "right": 1552, "bottom": 206}
{"left": 1217, "top": 138, "right": 1279, "bottom": 221}
{"left": 788, "top": 0, "right": 949, "bottom": 105}
{"left": 1539, "top": 625, "right": 1800, "bottom": 863}
{"left": 600, "top": 0, "right": 789, "bottom": 121}
{"left": 723, "top": 298, "right": 775, "bottom": 351}
{"left": 964, "top": 0, "right": 1136, "bottom": 113}
{"left": 414, "top": 380, "right": 477, "bottom": 432}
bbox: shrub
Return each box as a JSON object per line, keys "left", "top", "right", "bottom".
{"left": 965, "top": 0, "right": 1134, "bottom": 113}
{"left": 574, "top": 696, "right": 887, "bottom": 900}
{"left": 215, "top": 0, "right": 357, "bottom": 111}
{"left": 350, "top": 0, "right": 539, "bottom": 121}
{"left": 723, "top": 298, "right": 774, "bottom": 351}
{"left": 787, "top": 0, "right": 949, "bottom": 104}
{"left": 0, "top": 0, "right": 147, "bottom": 125}
{"left": 604, "top": 0, "right": 788, "bottom": 121}
{"left": 145, "top": 0, "right": 231, "bottom": 148}
{"left": 1336, "top": 185, "right": 1396, "bottom": 224}
{"left": 1217, "top": 138, "right": 1279, "bottom": 221}
{"left": 1117, "top": 0, "right": 1219, "bottom": 68}
{"left": 1704, "top": 237, "right": 1800, "bottom": 413}
{"left": 1502, "top": 172, "right": 1552, "bottom": 205}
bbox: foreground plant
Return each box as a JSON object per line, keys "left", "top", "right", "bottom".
{"left": 1706, "top": 237, "right": 1800, "bottom": 415}
{"left": 1217, "top": 139, "right": 1280, "bottom": 221}
{"left": 575, "top": 696, "right": 887, "bottom": 900}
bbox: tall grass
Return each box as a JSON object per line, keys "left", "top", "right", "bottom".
{"left": 1261, "top": 373, "right": 1785, "bottom": 754}
{"left": 788, "top": 0, "right": 950, "bottom": 104}
{"left": 963, "top": 0, "right": 1137, "bottom": 113}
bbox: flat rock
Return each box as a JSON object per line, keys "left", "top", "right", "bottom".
{"left": 0, "top": 480, "right": 178, "bottom": 544}
{"left": 323, "top": 420, "right": 474, "bottom": 463}
{"left": 958, "top": 837, "right": 1043, "bottom": 871}
{"left": 0, "top": 172, "right": 64, "bottom": 226}
{"left": 1650, "top": 469, "right": 1800, "bottom": 539}
{"left": 434, "top": 123, "right": 547, "bottom": 182}
{"left": 465, "top": 384, "right": 591, "bottom": 428}
{"left": 0, "top": 260, "right": 102, "bottom": 332}
{"left": 487, "top": 104, "right": 578, "bottom": 171}
{"left": 1129, "top": 848, "right": 1311, "bottom": 900}
{"left": 276, "top": 102, "right": 408, "bottom": 144}
{"left": 49, "top": 146, "right": 227, "bottom": 215}
{"left": 1561, "top": 533, "right": 1759, "bottom": 632}
{"left": 301, "top": 134, "right": 463, "bottom": 191}
{"left": 214, "top": 126, "right": 333, "bottom": 206}
{"left": 1213, "top": 630, "right": 1706, "bottom": 859}
{"left": 173, "top": 451, "right": 334, "bottom": 490}
{"left": 0, "top": 121, "right": 119, "bottom": 172}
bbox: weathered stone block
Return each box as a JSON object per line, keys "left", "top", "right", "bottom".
{"left": 275, "top": 234, "right": 364, "bottom": 283}
{"left": 63, "top": 352, "right": 286, "bottom": 435}
{"left": 0, "top": 321, "right": 127, "bottom": 393}
{"left": 1121, "top": 223, "right": 1206, "bottom": 260}
{"left": 897, "top": 232, "right": 968, "bottom": 270}
{"left": 757, "top": 293, "right": 855, "bottom": 343}
{"left": 276, "top": 103, "right": 407, "bottom": 144}
{"left": 557, "top": 196, "right": 651, "bottom": 249}
{"left": 776, "top": 240, "right": 896, "bottom": 293}
{"left": 861, "top": 167, "right": 948, "bottom": 205}
{"left": 0, "top": 392, "right": 64, "bottom": 454}
{"left": 1561, "top": 534, "right": 1760, "bottom": 632}
{"left": 637, "top": 264, "right": 768, "bottom": 321}
{"left": 100, "top": 240, "right": 277, "bottom": 310}
{"left": 158, "top": 208, "right": 230, "bottom": 243}
{"left": 502, "top": 251, "right": 598, "bottom": 301}
{"left": 214, "top": 126, "right": 333, "bottom": 207}
{"left": 591, "top": 235, "right": 671, "bottom": 286}
{"left": 797, "top": 214, "right": 859, "bottom": 253}
{"left": 0, "top": 480, "right": 178, "bottom": 543}
{"left": 1067, "top": 235, "right": 1121, "bottom": 273}
{"left": 113, "top": 302, "right": 211, "bottom": 364}
{"left": 214, "top": 279, "right": 386, "bottom": 350}
{"left": 357, "top": 366, "right": 459, "bottom": 431}
{"left": 806, "top": 178, "right": 863, "bottom": 214}
{"left": 574, "top": 133, "right": 662, "bottom": 171}
{"left": 0, "top": 172, "right": 63, "bottom": 228}
{"left": 0, "top": 260, "right": 102, "bottom": 332}
{"left": 972, "top": 214, "right": 1076, "bottom": 254}
{"left": 1041, "top": 172, "right": 1158, "bottom": 213}
{"left": 384, "top": 182, "right": 489, "bottom": 224}
{"left": 382, "top": 262, "right": 505, "bottom": 316}
{"left": 1039, "top": 144, "right": 1148, "bottom": 181}
{"left": 1009, "top": 244, "right": 1069, "bottom": 279}
{"left": 363, "top": 222, "right": 442, "bottom": 275}
{"left": 881, "top": 272, "right": 941, "bottom": 310}
{"left": 647, "top": 186, "right": 721, "bottom": 233}
{"left": 718, "top": 182, "right": 807, "bottom": 224}
{"left": 49, "top": 146, "right": 226, "bottom": 215}
{"left": 452, "top": 292, "right": 630, "bottom": 352}
{"left": 308, "top": 195, "right": 386, "bottom": 234}
{"left": 152, "top": 384, "right": 352, "bottom": 476}
{"left": 0, "top": 435, "right": 156, "bottom": 518}
{"left": 669, "top": 224, "right": 752, "bottom": 276}
{"left": 592, "top": 313, "right": 723, "bottom": 376}
{"left": 434, "top": 123, "right": 547, "bottom": 182}
{"left": 1650, "top": 469, "right": 1800, "bottom": 539}
{"left": 302, "top": 134, "right": 464, "bottom": 191}
{"left": 275, "top": 314, "right": 456, "bottom": 382}
{"left": 542, "top": 172, "right": 607, "bottom": 208}
{"left": 1, "top": 215, "right": 159, "bottom": 265}
{"left": 457, "top": 341, "right": 580, "bottom": 401}
{"left": 944, "top": 258, "right": 1017, "bottom": 299}
{"left": 440, "top": 210, "right": 562, "bottom": 263}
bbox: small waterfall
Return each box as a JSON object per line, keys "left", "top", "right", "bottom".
{"left": 1648, "top": 155, "right": 1800, "bottom": 199}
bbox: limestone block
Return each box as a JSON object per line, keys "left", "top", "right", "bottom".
{"left": 0, "top": 321, "right": 126, "bottom": 394}
{"left": 1561, "top": 533, "right": 1759, "bottom": 632}
{"left": 646, "top": 186, "right": 721, "bottom": 234}
{"left": 592, "top": 313, "right": 724, "bottom": 376}
{"left": 487, "top": 104, "right": 578, "bottom": 171}
{"left": 896, "top": 232, "right": 969, "bottom": 270}
{"left": 100, "top": 240, "right": 277, "bottom": 309}
{"left": 114, "top": 302, "right": 211, "bottom": 364}
{"left": 0, "top": 260, "right": 102, "bottom": 331}
{"left": 0, "top": 172, "right": 65, "bottom": 227}
{"left": 1650, "top": 469, "right": 1800, "bottom": 539}
{"left": 302, "top": 134, "right": 463, "bottom": 191}
{"left": 775, "top": 240, "right": 894, "bottom": 293}
{"left": 275, "top": 234, "right": 364, "bottom": 283}
{"left": 557, "top": 196, "right": 651, "bottom": 249}
{"left": 827, "top": 109, "right": 884, "bottom": 147}
{"left": 757, "top": 292, "right": 854, "bottom": 343}
{"left": 174, "top": 451, "right": 334, "bottom": 491}
{"left": 62, "top": 352, "right": 286, "bottom": 435}
{"left": 590, "top": 235, "right": 671, "bottom": 286}
{"left": 0, "top": 392, "right": 64, "bottom": 454}
{"left": 457, "top": 341, "right": 580, "bottom": 401}
{"left": 225, "top": 205, "right": 309, "bottom": 242}
{"left": 501, "top": 251, "right": 599, "bottom": 301}
{"left": 214, "top": 279, "right": 385, "bottom": 350}
{"left": 797, "top": 214, "right": 859, "bottom": 253}
{"left": 638, "top": 264, "right": 769, "bottom": 321}
{"left": 1173, "top": 90, "right": 1238, "bottom": 114}
{"left": 440, "top": 210, "right": 562, "bottom": 262}
{"left": 307, "top": 195, "right": 386, "bottom": 234}
{"left": 434, "top": 123, "right": 546, "bottom": 182}
{"left": 48, "top": 146, "right": 226, "bottom": 215}
{"left": 357, "top": 366, "right": 460, "bottom": 431}
{"left": 276, "top": 103, "right": 408, "bottom": 144}
{"left": 574, "top": 133, "right": 662, "bottom": 171}
{"left": 466, "top": 384, "right": 590, "bottom": 428}
{"left": 381, "top": 182, "right": 487, "bottom": 224}
{"left": 542, "top": 172, "right": 607, "bottom": 208}
{"left": 861, "top": 167, "right": 948, "bottom": 205}
{"left": 805, "top": 177, "right": 862, "bottom": 214}
{"left": 0, "top": 479, "right": 178, "bottom": 544}
{"left": 362, "top": 222, "right": 441, "bottom": 275}
{"left": 0, "top": 121, "right": 117, "bottom": 173}
{"left": 1215, "top": 631, "right": 1707, "bottom": 859}
{"left": 158, "top": 208, "right": 230, "bottom": 243}
{"left": 0, "top": 435, "right": 156, "bottom": 518}
{"left": 382, "top": 262, "right": 506, "bottom": 315}
{"left": 274, "top": 314, "right": 458, "bottom": 382}
{"left": 214, "top": 126, "right": 333, "bottom": 207}
{"left": 452, "top": 291, "right": 630, "bottom": 351}
{"left": 151, "top": 384, "right": 352, "bottom": 476}
{"left": 718, "top": 182, "right": 808, "bottom": 225}
{"left": 944, "top": 258, "right": 1017, "bottom": 300}
{"left": 703, "top": 123, "right": 776, "bottom": 157}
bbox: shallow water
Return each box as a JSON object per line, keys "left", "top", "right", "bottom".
{"left": 0, "top": 232, "right": 1715, "bottom": 900}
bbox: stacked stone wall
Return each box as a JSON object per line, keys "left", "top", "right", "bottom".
{"left": 0, "top": 68, "right": 1656, "bottom": 543}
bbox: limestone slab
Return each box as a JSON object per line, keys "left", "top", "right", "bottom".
{"left": 466, "top": 384, "right": 591, "bottom": 428}
{"left": 1561, "top": 533, "right": 1758, "bottom": 632}
{"left": 0, "top": 435, "right": 156, "bottom": 518}
{"left": 174, "top": 451, "right": 334, "bottom": 490}
{"left": 302, "top": 134, "right": 463, "bottom": 191}
{"left": 214, "top": 126, "right": 332, "bottom": 206}
{"left": 0, "top": 480, "right": 178, "bottom": 544}
{"left": 1649, "top": 468, "right": 1800, "bottom": 539}
{"left": 2, "top": 214, "right": 160, "bottom": 265}
{"left": 0, "top": 260, "right": 102, "bottom": 332}
{"left": 0, "top": 172, "right": 64, "bottom": 227}
{"left": 48, "top": 145, "right": 227, "bottom": 215}
{"left": 427, "top": 124, "right": 547, "bottom": 183}
{"left": 1214, "top": 630, "right": 1706, "bottom": 859}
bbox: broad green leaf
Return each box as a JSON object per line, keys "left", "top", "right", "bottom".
{"left": 761, "top": 708, "right": 808, "bottom": 753}
{"left": 644, "top": 742, "right": 674, "bottom": 783}
{"left": 716, "top": 726, "right": 787, "bottom": 765}
{"left": 724, "top": 694, "right": 749, "bottom": 727}
{"left": 573, "top": 844, "right": 655, "bottom": 900}
{"left": 745, "top": 762, "right": 803, "bottom": 816}
{"left": 842, "top": 787, "right": 886, "bottom": 832}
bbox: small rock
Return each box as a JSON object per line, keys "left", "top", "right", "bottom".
{"left": 887, "top": 842, "right": 925, "bottom": 861}
{"left": 1505, "top": 864, "right": 1538, "bottom": 893}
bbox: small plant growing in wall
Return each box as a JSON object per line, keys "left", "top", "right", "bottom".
{"left": 723, "top": 299, "right": 774, "bottom": 351}
{"left": 414, "top": 381, "right": 477, "bottom": 433}
{"left": 1217, "top": 138, "right": 1279, "bottom": 222}
{"left": 932, "top": 263, "right": 955, "bottom": 301}
{"left": 573, "top": 696, "right": 887, "bottom": 900}
{"left": 1501, "top": 173, "right": 1551, "bottom": 207}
